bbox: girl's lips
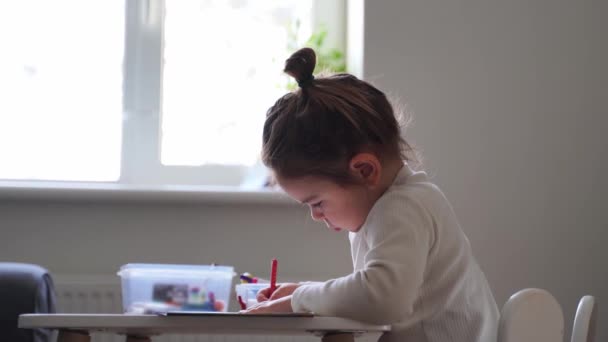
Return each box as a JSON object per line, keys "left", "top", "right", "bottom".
{"left": 325, "top": 219, "right": 342, "bottom": 232}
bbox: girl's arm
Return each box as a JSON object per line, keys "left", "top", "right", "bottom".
{"left": 291, "top": 191, "right": 433, "bottom": 324}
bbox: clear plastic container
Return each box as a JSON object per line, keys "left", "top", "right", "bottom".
{"left": 235, "top": 283, "right": 269, "bottom": 309}
{"left": 117, "top": 263, "right": 235, "bottom": 313}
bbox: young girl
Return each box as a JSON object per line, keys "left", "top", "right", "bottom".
{"left": 244, "top": 47, "right": 499, "bottom": 342}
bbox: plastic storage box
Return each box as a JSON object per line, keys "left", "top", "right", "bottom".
{"left": 235, "top": 283, "right": 269, "bottom": 309}
{"left": 117, "top": 263, "right": 235, "bottom": 313}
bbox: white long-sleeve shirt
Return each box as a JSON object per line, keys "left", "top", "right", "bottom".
{"left": 291, "top": 164, "right": 499, "bottom": 342}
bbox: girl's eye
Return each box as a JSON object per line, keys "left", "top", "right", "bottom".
{"left": 312, "top": 201, "right": 323, "bottom": 208}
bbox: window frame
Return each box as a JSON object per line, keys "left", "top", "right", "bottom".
{"left": 0, "top": 0, "right": 345, "bottom": 190}
{"left": 122, "top": 0, "right": 248, "bottom": 186}
{"left": 122, "top": 0, "right": 345, "bottom": 188}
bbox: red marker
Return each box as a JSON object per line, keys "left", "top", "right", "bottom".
{"left": 238, "top": 295, "right": 246, "bottom": 310}
{"left": 269, "top": 258, "right": 278, "bottom": 297}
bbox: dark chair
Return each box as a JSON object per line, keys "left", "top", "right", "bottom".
{"left": 0, "top": 262, "right": 56, "bottom": 342}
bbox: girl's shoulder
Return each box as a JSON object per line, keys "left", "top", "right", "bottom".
{"left": 362, "top": 172, "right": 443, "bottom": 246}
{"left": 372, "top": 168, "right": 452, "bottom": 227}
{"left": 388, "top": 167, "right": 446, "bottom": 205}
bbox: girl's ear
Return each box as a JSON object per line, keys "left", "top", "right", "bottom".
{"left": 349, "top": 153, "right": 382, "bottom": 187}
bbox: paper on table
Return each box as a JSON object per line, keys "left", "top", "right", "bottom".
{"left": 162, "top": 311, "right": 314, "bottom": 317}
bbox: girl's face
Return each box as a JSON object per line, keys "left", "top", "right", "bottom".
{"left": 276, "top": 174, "right": 376, "bottom": 233}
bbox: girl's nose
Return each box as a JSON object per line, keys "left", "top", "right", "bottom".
{"left": 310, "top": 207, "right": 324, "bottom": 221}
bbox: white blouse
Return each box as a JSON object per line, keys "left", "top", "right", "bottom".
{"left": 291, "top": 164, "right": 499, "bottom": 342}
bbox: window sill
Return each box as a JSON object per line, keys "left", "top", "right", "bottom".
{"left": 0, "top": 181, "right": 294, "bottom": 205}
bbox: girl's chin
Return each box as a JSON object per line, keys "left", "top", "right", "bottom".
{"left": 325, "top": 225, "right": 342, "bottom": 232}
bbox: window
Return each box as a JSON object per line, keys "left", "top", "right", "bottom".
{"left": 0, "top": 1, "right": 124, "bottom": 182}
{"left": 0, "top": 0, "right": 344, "bottom": 189}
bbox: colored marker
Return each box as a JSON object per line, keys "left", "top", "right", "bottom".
{"left": 240, "top": 274, "right": 259, "bottom": 284}
{"left": 269, "top": 258, "right": 278, "bottom": 296}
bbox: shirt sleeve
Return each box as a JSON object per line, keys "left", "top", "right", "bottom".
{"left": 291, "top": 191, "right": 433, "bottom": 324}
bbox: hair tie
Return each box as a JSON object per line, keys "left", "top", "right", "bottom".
{"left": 297, "top": 75, "right": 315, "bottom": 88}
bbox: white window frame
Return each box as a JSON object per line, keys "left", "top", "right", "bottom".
{"left": 121, "top": 0, "right": 345, "bottom": 188}
{"left": 122, "top": 0, "right": 246, "bottom": 186}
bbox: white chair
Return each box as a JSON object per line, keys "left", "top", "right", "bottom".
{"left": 498, "top": 288, "right": 564, "bottom": 342}
{"left": 571, "top": 295, "right": 597, "bottom": 342}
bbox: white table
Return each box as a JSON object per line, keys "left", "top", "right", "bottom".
{"left": 19, "top": 313, "right": 390, "bottom": 342}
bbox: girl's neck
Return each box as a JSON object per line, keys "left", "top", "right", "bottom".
{"left": 372, "top": 158, "right": 405, "bottom": 201}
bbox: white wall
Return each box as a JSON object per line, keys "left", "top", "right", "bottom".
{"left": 0, "top": 0, "right": 606, "bottom": 340}
{"left": 0, "top": 199, "right": 350, "bottom": 282}
{"left": 361, "top": 0, "right": 607, "bottom": 339}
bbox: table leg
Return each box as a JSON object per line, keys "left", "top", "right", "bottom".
{"left": 321, "top": 332, "right": 355, "bottom": 342}
{"left": 126, "top": 335, "right": 151, "bottom": 342}
{"left": 57, "top": 330, "right": 90, "bottom": 342}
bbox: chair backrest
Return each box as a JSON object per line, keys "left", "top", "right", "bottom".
{"left": 498, "top": 288, "right": 564, "bottom": 342}
{"left": 0, "top": 262, "right": 57, "bottom": 342}
{"left": 571, "top": 295, "right": 597, "bottom": 342}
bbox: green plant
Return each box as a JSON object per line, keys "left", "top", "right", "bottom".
{"left": 305, "top": 25, "right": 346, "bottom": 74}
{"left": 284, "top": 21, "right": 346, "bottom": 91}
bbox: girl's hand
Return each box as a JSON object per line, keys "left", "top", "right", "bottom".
{"left": 256, "top": 282, "right": 301, "bottom": 302}
{"left": 241, "top": 295, "right": 293, "bottom": 314}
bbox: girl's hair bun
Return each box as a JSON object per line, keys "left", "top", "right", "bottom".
{"left": 284, "top": 47, "right": 316, "bottom": 86}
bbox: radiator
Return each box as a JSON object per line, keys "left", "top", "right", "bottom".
{"left": 54, "top": 277, "right": 318, "bottom": 342}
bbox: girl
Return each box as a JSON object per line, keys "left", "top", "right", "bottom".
{"left": 244, "top": 47, "right": 499, "bottom": 342}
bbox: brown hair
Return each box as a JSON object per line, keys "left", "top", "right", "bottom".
{"left": 262, "top": 47, "right": 414, "bottom": 184}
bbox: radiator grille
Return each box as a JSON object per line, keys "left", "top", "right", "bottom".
{"left": 54, "top": 278, "right": 318, "bottom": 342}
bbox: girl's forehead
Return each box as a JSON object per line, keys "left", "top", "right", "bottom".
{"left": 277, "top": 175, "right": 337, "bottom": 197}
{"left": 276, "top": 174, "right": 334, "bottom": 188}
